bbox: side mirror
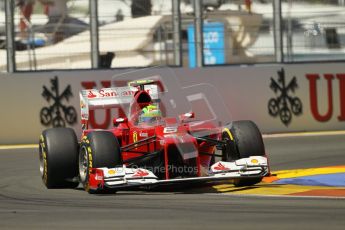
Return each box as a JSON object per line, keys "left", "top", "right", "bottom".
{"left": 179, "top": 112, "right": 195, "bottom": 122}
{"left": 113, "top": 117, "right": 128, "bottom": 126}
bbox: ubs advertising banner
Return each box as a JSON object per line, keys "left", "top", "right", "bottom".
{"left": 0, "top": 63, "right": 344, "bottom": 144}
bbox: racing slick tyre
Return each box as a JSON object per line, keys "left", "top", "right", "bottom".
{"left": 222, "top": 120, "right": 265, "bottom": 187}
{"left": 79, "top": 131, "right": 123, "bottom": 194}
{"left": 39, "top": 128, "right": 79, "bottom": 188}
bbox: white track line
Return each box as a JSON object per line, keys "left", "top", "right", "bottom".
{"left": 0, "top": 144, "right": 38, "bottom": 150}
{"left": 262, "top": 130, "right": 345, "bottom": 138}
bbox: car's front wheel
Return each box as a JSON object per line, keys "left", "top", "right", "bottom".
{"left": 79, "top": 131, "right": 123, "bottom": 193}
{"left": 222, "top": 120, "right": 266, "bottom": 186}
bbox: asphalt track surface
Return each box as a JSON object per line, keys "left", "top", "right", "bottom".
{"left": 1, "top": 133, "right": 345, "bottom": 229}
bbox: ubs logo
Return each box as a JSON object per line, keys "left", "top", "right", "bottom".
{"left": 40, "top": 76, "right": 77, "bottom": 127}
{"left": 268, "top": 68, "right": 303, "bottom": 126}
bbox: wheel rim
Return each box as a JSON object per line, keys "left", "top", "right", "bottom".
{"left": 39, "top": 143, "right": 44, "bottom": 177}
{"left": 222, "top": 132, "right": 239, "bottom": 161}
{"left": 79, "top": 146, "right": 89, "bottom": 183}
{"left": 222, "top": 135, "right": 230, "bottom": 161}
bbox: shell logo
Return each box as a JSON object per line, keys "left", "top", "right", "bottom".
{"left": 88, "top": 90, "right": 97, "bottom": 98}
{"left": 108, "top": 169, "right": 116, "bottom": 175}
{"left": 251, "top": 159, "right": 259, "bottom": 164}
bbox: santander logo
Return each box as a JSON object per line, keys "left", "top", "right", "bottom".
{"left": 87, "top": 89, "right": 137, "bottom": 99}
{"left": 88, "top": 90, "right": 97, "bottom": 98}
{"left": 132, "top": 169, "right": 149, "bottom": 177}
{"left": 213, "top": 162, "right": 230, "bottom": 171}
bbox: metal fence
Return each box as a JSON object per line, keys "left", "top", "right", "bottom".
{"left": 1, "top": 0, "right": 345, "bottom": 72}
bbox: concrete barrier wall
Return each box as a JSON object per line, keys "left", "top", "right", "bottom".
{"left": 0, "top": 63, "right": 344, "bottom": 144}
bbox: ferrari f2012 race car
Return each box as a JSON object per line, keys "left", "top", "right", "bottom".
{"left": 39, "top": 79, "right": 269, "bottom": 193}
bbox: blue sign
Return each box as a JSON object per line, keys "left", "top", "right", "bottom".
{"left": 188, "top": 22, "right": 225, "bottom": 68}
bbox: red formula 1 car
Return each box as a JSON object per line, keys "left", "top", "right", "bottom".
{"left": 39, "top": 79, "right": 269, "bottom": 193}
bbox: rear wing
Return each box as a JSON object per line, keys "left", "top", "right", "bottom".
{"left": 80, "top": 85, "right": 158, "bottom": 121}
{"left": 128, "top": 79, "right": 156, "bottom": 89}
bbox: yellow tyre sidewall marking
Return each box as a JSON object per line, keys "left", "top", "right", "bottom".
{"left": 82, "top": 137, "right": 93, "bottom": 192}
{"left": 40, "top": 135, "right": 48, "bottom": 185}
{"left": 223, "top": 128, "right": 234, "bottom": 141}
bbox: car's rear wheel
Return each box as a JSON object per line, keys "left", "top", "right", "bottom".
{"left": 79, "top": 131, "right": 122, "bottom": 193}
{"left": 39, "top": 128, "right": 79, "bottom": 188}
{"left": 222, "top": 120, "right": 265, "bottom": 186}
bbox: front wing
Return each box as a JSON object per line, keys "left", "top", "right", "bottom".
{"left": 88, "top": 156, "right": 269, "bottom": 191}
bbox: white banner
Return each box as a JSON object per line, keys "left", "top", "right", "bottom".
{"left": 0, "top": 63, "right": 344, "bottom": 144}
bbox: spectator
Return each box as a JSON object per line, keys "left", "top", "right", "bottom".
{"left": 16, "top": 0, "right": 35, "bottom": 39}
{"left": 38, "top": 0, "right": 68, "bottom": 43}
{"left": 245, "top": 0, "right": 252, "bottom": 14}
{"left": 131, "top": 0, "right": 152, "bottom": 18}
{"left": 115, "top": 9, "right": 124, "bottom": 22}
{"left": 38, "top": 0, "right": 68, "bottom": 21}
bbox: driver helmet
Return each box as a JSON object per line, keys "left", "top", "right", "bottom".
{"left": 139, "top": 104, "right": 162, "bottom": 123}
